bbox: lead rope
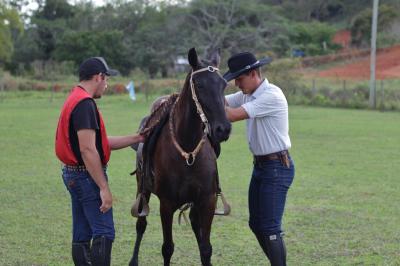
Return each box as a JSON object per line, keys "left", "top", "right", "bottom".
{"left": 169, "top": 98, "right": 207, "bottom": 166}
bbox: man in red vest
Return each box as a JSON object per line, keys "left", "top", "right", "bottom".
{"left": 55, "top": 57, "right": 145, "bottom": 266}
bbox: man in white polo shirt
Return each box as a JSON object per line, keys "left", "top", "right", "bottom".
{"left": 224, "top": 52, "right": 295, "bottom": 266}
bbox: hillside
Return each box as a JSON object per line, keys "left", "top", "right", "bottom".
{"left": 315, "top": 45, "right": 400, "bottom": 80}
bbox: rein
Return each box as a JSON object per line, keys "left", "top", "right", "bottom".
{"left": 169, "top": 66, "right": 223, "bottom": 166}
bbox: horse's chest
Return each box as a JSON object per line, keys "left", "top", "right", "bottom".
{"left": 154, "top": 168, "right": 215, "bottom": 201}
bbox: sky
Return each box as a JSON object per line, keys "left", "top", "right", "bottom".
{"left": 18, "top": 0, "right": 186, "bottom": 23}
{"left": 21, "top": 0, "right": 104, "bottom": 14}
{"left": 22, "top": 0, "right": 184, "bottom": 12}
{"left": 20, "top": 0, "right": 147, "bottom": 20}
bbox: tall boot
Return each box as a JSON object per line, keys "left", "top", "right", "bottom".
{"left": 90, "top": 236, "right": 113, "bottom": 266}
{"left": 72, "top": 241, "right": 91, "bottom": 266}
{"left": 256, "top": 233, "right": 286, "bottom": 266}
{"left": 255, "top": 233, "right": 271, "bottom": 261}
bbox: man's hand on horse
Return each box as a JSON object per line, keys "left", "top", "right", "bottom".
{"left": 139, "top": 127, "right": 151, "bottom": 139}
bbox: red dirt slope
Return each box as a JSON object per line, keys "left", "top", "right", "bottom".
{"left": 317, "top": 45, "right": 400, "bottom": 79}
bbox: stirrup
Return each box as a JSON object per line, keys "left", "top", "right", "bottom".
{"left": 131, "top": 193, "right": 150, "bottom": 217}
{"left": 214, "top": 192, "right": 231, "bottom": 216}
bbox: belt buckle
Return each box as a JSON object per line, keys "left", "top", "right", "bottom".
{"left": 279, "top": 152, "right": 290, "bottom": 168}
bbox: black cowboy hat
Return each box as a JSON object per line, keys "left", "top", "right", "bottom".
{"left": 223, "top": 52, "right": 272, "bottom": 82}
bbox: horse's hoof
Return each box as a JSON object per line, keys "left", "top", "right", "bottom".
{"left": 129, "top": 258, "right": 138, "bottom": 266}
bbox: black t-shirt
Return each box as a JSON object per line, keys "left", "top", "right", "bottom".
{"left": 69, "top": 97, "right": 105, "bottom": 165}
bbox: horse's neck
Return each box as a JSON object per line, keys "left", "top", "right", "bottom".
{"left": 173, "top": 81, "right": 204, "bottom": 150}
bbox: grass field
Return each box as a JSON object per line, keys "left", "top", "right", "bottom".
{"left": 0, "top": 91, "right": 399, "bottom": 266}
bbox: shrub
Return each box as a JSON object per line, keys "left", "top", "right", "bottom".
{"left": 2, "top": 74, "right": 18, "bottom": 91}
{"left": 52, "top": 84, "right": 65, "bottom": 92}
{"left": 311, "top": 94, "right": 331, "bottom": 106}
{"left": 265, "top": 58, "right": 305, "bottom": 99}
{"left": 289, "top": 22, "right": 340, "bottom": 56}
{"left": 32, "top": 82, "right": 48, "bottom": 91}
{"left": 111, "top": 83, "right": 126, "bottom": 94}
{"left": 18, "top": 81, "right": 34, "bottom": 91}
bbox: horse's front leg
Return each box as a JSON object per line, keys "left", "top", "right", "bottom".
{"left": 160, "top": 200, "right": 175, "bottom": 266}
{"left": 189, "top": 206, "right": 201, "bottom": 243}
{"left": 191, "top": 194, "right": 216, "bottom": 266}
{"left": 129, "top": 191, "right": 151, "bottom": 266}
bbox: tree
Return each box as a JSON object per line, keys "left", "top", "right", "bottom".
{"left": 270, "top": 0, "right": 400, "bottom": 24}
{"left": 130, "top": 5, "right": 186, "bottom": 78}
{"left": 31, "top": 0, "right": 76, "bottom": 60}
{"left": 351, "top": 4, "right": 398, "bottom": 47}
{"left": 7, "top": 28, "right": 43, "bottom": 74}
{"left": 288, "top": 21, "right": 339, "bottom": 56}
{"left": 185, "top": 0, "right": 287, "bottom": 57}
{"left": 279, "top": 0, "right": 345, "bottom": 22}
{"left": 54, "top": 30, "right": 130, "bottom": 74}
{"left": 0, "top": 3, "right": 23, "bottom": 65}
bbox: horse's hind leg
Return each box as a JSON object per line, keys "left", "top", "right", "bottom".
{"left": 129, "top": 192, "right": 151, "bottom": 266}
{"left": 160, "top": 200, "right": 175, "bottom": 266}
{"left": 190, "top": 195, "right": 216, "bottom": 266}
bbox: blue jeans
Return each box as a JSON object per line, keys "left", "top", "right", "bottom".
{"left": 248, "top": 157, "right": 295, "bottom": 235}
{"left": 62, "top": 168, "right": 115, "bottom": 242}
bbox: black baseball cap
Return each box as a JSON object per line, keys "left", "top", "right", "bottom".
{"left": 79, "top": 57, "right": 119, "bottom": 79}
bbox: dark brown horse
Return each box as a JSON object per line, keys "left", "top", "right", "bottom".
{"left": 129, "top": 48, "right": 231, "bottom": 266}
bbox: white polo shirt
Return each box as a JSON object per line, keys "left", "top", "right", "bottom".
{"left": 225, "top": 79, "right": 291, "bottom": 155}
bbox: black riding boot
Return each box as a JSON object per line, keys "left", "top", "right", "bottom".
{"left": 72, "top": 241, "right": 91, "bottom": 266}
{"left": 90, "top": 236, "right": 113, "bottom": 266}
{"left": 256, "top": 233, "right": 287, "bottom": 266}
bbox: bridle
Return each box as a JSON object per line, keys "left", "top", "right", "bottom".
{"left": 169, "top": 66, "right": 224, "bottom": 166}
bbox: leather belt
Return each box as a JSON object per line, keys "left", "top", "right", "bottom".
{"left": 253, "top": 150, "right": 290, "bottom": 168}
{"left": 64, "top": 165, "right": 107, "bottom": 172}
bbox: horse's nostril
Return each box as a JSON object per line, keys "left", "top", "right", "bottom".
{"left": 215, "top": 125, "right": 226, "bottom": 136}
{"left": 214, "top": 124, "right": 231, "bottom": 141}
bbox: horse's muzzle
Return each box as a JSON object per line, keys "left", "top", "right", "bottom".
{"left": 212, "top": 122, "right": 231, "bottom": 143}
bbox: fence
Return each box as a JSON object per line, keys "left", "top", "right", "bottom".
{"left": 289, "top": 77, "right": 400, "bottom": 111}
{"left": 1, "top": 70, "right": 399, "bottom": 111}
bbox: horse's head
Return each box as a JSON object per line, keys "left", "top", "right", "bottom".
{"left": 187, "top": 48, "right": 231, "bottom": 143}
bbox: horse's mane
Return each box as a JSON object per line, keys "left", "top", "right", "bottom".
{"left": 139, "top": 93, "right": 179, "bottom": 137}
{"left": 138, "top": 72, "right": 193, "bottom": 136}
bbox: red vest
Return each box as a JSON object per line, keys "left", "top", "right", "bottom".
{"left": 55, "top": 87, "right": 111, "bottom": 165}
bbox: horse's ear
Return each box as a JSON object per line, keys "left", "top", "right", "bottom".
{"left": 209, "top": 48, "right": 221, "bottom": 68}
{"left": 188, "top": 47, "right": 200, "bottom": 69}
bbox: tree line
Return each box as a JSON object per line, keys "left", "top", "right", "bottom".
{"left": 1, "top": 0, "right": 399, "bottom": 78}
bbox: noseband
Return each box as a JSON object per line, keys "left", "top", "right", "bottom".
{"left": 169, "top": 66, "right": 224, "bottom": 166}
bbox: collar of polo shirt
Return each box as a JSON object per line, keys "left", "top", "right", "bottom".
{"left": 250, "top": 78, "right": 269, "bottom": 98}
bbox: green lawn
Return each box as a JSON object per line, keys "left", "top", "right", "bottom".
{"left": 0, "top": 92, "right": 399, "bottom": 265}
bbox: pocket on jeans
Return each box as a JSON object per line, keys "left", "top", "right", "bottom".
{"left": 76, "top": 177, "right": 100, "bottom": 202}
{"left": 256, "top": 163, "right": 280, "bottom": 181}
{"left": 62, "top": 173, "right": 75, "bottom": 191}
{"left": 279, "top": 167, "right": 295, "bottom": 187}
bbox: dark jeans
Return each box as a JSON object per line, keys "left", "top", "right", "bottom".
{"left": 62, "top": 167, "right": 115, "bottom": 242}
{"left": 248, "top": 157, "right": 295, "bottom": 236}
